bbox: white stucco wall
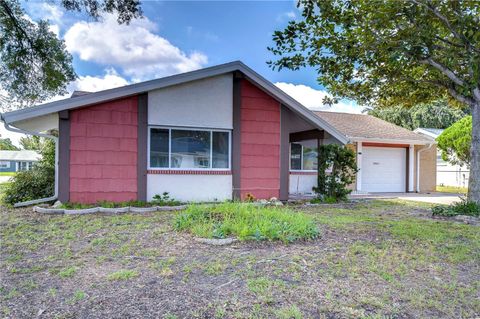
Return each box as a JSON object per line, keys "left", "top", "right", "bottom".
{"left": 289, "top": 174, "right": 317, "bottom": 195}
{"left": 148, "top": 74, "right": 233, "bottom": 129}
{"left": 147, "top": 174, "right": 232, "bottom": 202}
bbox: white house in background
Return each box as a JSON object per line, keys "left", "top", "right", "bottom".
{"left": 414, "top": 128, "right": 470, "bottom": 188}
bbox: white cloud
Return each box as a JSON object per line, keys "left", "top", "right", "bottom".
{"left": 64, "top": 15, "right": 208, "bottom": 81}
{"left": 43, "top": 68, "right": 129, "bottom": 104}
{"left": 275, "top": 82, "right": 363, "bottom": 114}
{"left": 277, "top": 11, "right": 296, "bottom": 22}
{"left": 28, "top": 3, "right": 64, "bottom": 24}
{"left": 69, "top": 68, "right": 129, "bottom": 92}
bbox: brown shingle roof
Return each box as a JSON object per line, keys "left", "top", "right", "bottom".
{"left": 314, "top": 111, "right": 433, "bottom": 143}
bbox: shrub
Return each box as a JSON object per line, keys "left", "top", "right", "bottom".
{"left": 3, "top": 135, "right": 55, "bottom": 205}
{"left": 313, "top": 144, "right": 358, "bottom": 202}
{"left": 151, "top": 192, "right": 181, "bottom": 206}
{"left": 174, "top": 202, "right": 319, "bottom": 243}
{"left": 432, "top": 199, "right": 480, "bottom": 217}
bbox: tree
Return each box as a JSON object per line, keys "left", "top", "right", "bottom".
{"left": 367, "top": 100, "right": 468, "bottom": 130}
{"left": 269, "top": 0, "right": 480, "bottom": 203}
{"left": 0, "top": 137, "right": 18, "bottom": 150}
{"left": 19, "top": 135, "right": 43, "bottom": 150}
{"left": 3, "top": 132, "right": 56, "bottom": 205}
{"left": 437, "top": 116, "right": 471, "bottom": 167}
{"left": 0, "top": 0, "right": 142, "bottom": 110}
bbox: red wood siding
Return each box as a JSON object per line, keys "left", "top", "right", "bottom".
{"left": 69, "top": 97, "right": 138, "bottom": 203}
{"left": 240, "top": 80, "right": 280, "bottom": 199}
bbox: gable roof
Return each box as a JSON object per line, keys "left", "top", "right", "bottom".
{"left": 315, "top": 111, "right": 434, "bottom": 144}
{"left": 0, "top": 150, "right": 40, "bottom": 161}
{"left": 1, "top": 61, "right": 349, "bottom": 144}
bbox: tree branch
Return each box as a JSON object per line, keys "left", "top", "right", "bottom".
{"left": 409, "top": 0, "right": 475, "bottom": 51}
{"left": 419, "top": 57, "right": 465, "bottom": 86}
{"left": 446, "top": 84, "right": 475, "bottom": 106}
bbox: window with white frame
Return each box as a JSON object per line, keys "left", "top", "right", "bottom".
{"left": 290, "top": 142, "right": 318, "bottom": 171}
{"left": 149, "top": 127, "right": 230, "bottom": 169}
{"left": 0, "top": 161, "right": 10, "bottom": 169}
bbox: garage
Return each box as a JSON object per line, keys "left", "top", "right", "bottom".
{"left": 361, "top": 146, "right": 407, "bottom": 192}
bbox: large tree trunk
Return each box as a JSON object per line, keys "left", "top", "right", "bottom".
{"left": 468, "top": 102, "right": 480, "bottom": 203}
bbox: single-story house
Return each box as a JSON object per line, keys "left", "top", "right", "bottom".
{"left": 0, "top": 150, "right": 40, "bottom": 172}
{"left": 415, "top": 127, "right": 469, "bottom": 188}
{"left": 0, "top": 61, "right": 436, "bottom": 204}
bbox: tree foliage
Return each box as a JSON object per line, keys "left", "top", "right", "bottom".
{"left": 0, "top": 137, "right": 19, "bottom": 150}
{"left": 437, "top": 116, "right": 471, "bottom": 167}
{"left": 0, "top": 0, "right": 142, "bottom": 110}
{"left": 269, "top": 0, "right": 480, "bottom": 202}
{"left": 313, "top": 144, "right": 358, "bottom": 202}
{"left": 367, "top": 100, "right": 467, "bottom": 130}
{"left": 20, "top": 135, "right": 45, "bottom": 150}
{"left": 3, "top": 133, "right": 56, "bottom": 205}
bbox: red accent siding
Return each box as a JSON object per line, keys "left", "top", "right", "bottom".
{"left": 240, "top": 80, "right": 280, "bottom": 199}
{"left": 69, "top": 97, "right": 138, "bottom": 203}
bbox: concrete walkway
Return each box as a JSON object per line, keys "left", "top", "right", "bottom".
{"left": 349, "top": 192, "right": 463, "bottom": 205}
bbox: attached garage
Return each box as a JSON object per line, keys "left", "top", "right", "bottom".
{"left": 315, "top": 111, "right": 437, "bottom": 194}
{"left": 361, "top": 146, "right": 406, "bottom": 192}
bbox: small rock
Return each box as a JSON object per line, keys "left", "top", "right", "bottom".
{"left": 195, "top": 237, "right": 238, "bottom": 246}
{"left": 453, "top": 215, "right": 479, "bottom": 225}
{"left": 52, "top": 200, "right": 62, "bottom": 208}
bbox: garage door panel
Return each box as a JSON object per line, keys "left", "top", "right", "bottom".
{"left": 361, "top": 147, "right": 406, "bottom": 192}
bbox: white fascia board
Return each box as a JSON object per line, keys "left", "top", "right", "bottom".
{"left": 349, "top": 137, "right": 435, "bottom": 145}
{"left": 413, "top": 128, "right": 440, "bottom": 139}
{"left": 1, "top": 60, "right": 349, "bottom": 144}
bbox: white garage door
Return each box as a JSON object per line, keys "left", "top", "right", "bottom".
{"left": 361, "top": 147, "right": 406, "bottom": 192}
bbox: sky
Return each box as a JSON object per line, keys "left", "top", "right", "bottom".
{"left": 2, "top": 1, "right": 362, "bottom": 146}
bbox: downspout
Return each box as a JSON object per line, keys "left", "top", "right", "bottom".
{"left": 1, "top": 117, "right": 58, "bottom": 207}
{"left": 416, "top": 143, "right": 434, "bottom": 193}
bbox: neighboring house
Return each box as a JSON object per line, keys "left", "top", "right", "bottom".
{"left": 0, "top": 61, "right": 436, "bottom": 204}
{"left": 0, "top": 150, "right": 40, "bottom": 172}
{"left": 415, "top": 127, "right": 469, "bottom": 188}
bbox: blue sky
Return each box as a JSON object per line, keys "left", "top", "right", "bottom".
{"left": 2, "top": 1, "right": 361, "bottom": 145}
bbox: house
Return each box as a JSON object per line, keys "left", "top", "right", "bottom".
{"left": 0, "top": 61, "right": 436, "bottom": 204}
{"left": 0, "top": 150, "right": 40, "bottom": 172}
{"left": 415, "top": 127, "right": 469, "bottom": 188}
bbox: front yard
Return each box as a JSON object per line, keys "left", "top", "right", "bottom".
{"left": 1, "top": 200, "right": 479, "bottom": 318}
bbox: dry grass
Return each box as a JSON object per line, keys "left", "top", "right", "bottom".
{"left": 1, "top": 200, "right": 478, "bottom": 318}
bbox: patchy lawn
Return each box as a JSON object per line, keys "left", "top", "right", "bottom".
{"left": 1, "top": 200, "right": 479, "bottom": 318}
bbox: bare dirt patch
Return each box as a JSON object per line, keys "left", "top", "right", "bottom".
{"left": 1, "top": 200, "right": 479, "bottom": 318}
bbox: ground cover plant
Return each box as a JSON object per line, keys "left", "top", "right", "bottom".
{"left": 59, "top": 193, "right": 182, "bottom": 209}
{"left": 1, "top": 199, "right": 479, "bottom": 318}
{"left": 174, "top": 202, "right": 319, "bottom": 242}
{"left": 432, "top": 198, "right": 480, "bottom": 217}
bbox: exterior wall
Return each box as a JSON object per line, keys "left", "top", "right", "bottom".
{"left": 148, "top": 74, "right": 233, "bottom": 129}
{"left": 147, "top": 173, "right": 232, "bottom": 202}
{"left": 69, "top": 97, "right": 138, "bottom": 203}
{"left": 289, "top": 173, "right": 317, "bottom": 195}
{"left": 415, "top": 144, "right": 437, "bottom": 192}
{"left": 239, "top": 80, "right": 281, "bottom": 199}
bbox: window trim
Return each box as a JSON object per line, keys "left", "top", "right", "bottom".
{"left": 148, "top": 126, "right": 231, "bottom": 171}
{"left": 289, "top": 143, "right": 318, "bottom": 173}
